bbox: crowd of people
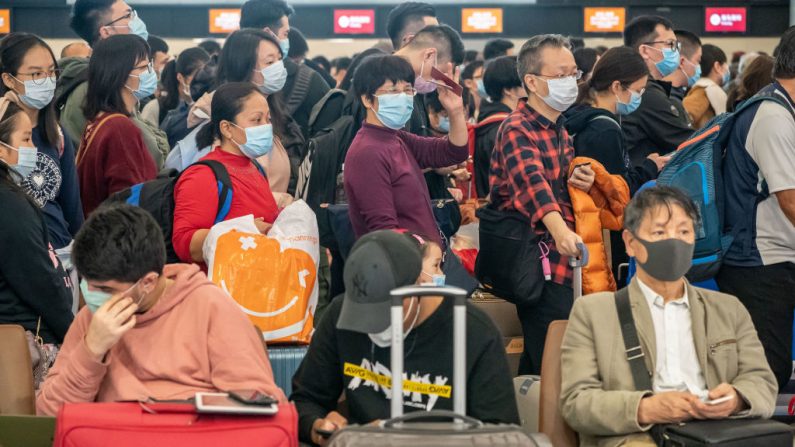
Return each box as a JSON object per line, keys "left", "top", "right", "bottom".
{"left": 0, "top": 0, "right": 793, "bottom": 445}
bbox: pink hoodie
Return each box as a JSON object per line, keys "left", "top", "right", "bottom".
{"left": 37, "top": 264, "right": 286, "bottom": 416}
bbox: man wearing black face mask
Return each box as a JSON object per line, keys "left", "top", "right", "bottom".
{"left": 559, "top": 186, "right": 776, "bottom": 447}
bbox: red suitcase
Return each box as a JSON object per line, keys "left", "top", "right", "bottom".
{"left": 54, "top": 401, "right": 298, "bottom": 447}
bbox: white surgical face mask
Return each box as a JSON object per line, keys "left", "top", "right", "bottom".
{"left": 369, "top": 297, "right": 420, "bottom": 348}
{"left": 0, "top": 141, "right": 37, "bottom": 179}
{"left": 536, "top": 75, "right": 579, "bottom": 112}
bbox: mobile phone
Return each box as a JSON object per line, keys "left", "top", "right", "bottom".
{"left": 228, "top": 389, "right": 278, "bottom": 406}
{"left": 430, "top": 67, "right": 464, "bottom": 96}
{"left": 315, "top": 427, "right": 336, "bottom": 439}
{"left": 705, "top": 395, "right": 734, "bottom": 406}
{"left": 195, "top": 392, "right": 278, "bottom": 415}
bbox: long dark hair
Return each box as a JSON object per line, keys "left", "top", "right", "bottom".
{"left": 0, "top": 103, "right": 36, "bottom": 205}
{"left": 196, "top": 82, "right": 263, "bottom": 148}
{"left": 576, "top": 46, "right": 648, "bottom": 105}
{"left": 159, "top": 47, "right": 210, "bottom": 119}
{"left": 83, "top": 34, "right": 150, "bottom": 120}
{"left": 0, "top": 33, "right": 61, "bottom": 152}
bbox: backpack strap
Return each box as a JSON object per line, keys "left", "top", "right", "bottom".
{"left": 589, "top": 114, "right": 622, "bottom": 129}
{"left": 55, "top": 70, "right": 88, "bottom": 113}
{"left": 614, "top": 287, "right": 653, "bottom": 391}
{"left": 475, "top": 112, "right": 510, "bottom": 129}
{"left": 286, "top": 64, "right": 313, "bottom": 115}
{"left": 186, "top": 158, "right": 268, "bottom": 224}
{"left": 76, "top": 113, "right": 126, "bottom": 165}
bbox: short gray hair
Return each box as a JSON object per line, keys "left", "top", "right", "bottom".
{"left": 517, "top": 34, "right": 572, "bottom": 80}
{"left": 624, "top": 186, "right": 701, "bottom": 234}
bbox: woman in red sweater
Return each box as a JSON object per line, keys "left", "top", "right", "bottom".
{"left": 172, "top": 82, "right": 279, "bottom": 264}
{"left": 76, "top": 35, "right": 157, "bottom": 216}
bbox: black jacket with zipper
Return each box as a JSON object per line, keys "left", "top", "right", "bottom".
{"left": 474, "top": 101, "right": 512, "bottom": 198}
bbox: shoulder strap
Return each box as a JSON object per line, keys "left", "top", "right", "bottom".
{"left": 55, "top": 71, "right": 88, "bottom": 112}
{"left": 476, "top": 112, "right": 510, "bottom": 129}
{"left": 589, "top": 114, "right": 622, "bottom": 129}
{"left": 614, "top": 287, "right": 653, "bottom": 391}
{"left": 736, "top": 90, "right": 795, "bottom": 122}
{"left": 286, "top": 64, "right": 313, "bottom": 114}
{"left": 188, "top": 160, "right": 233, "bottom": 224}
{"left": 76, "top": 113, "right": 126, "bottom": 165}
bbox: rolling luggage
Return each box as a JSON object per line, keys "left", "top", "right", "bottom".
{"left": 471, "top": 290, "right": 523, "bottom": 376}
{"left": 54, "top": 401, "right": 298, "bottom": 447}
{"left": 267, "top": 345, "right": 309, "bottom": 398}
{"left": 327, "top": 285, "right": 551, "bottom": 447}
{"left": 513, "top": 375, "right": 541, "bottom": 433}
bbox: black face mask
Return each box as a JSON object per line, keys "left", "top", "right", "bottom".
{"left": 633, "top": 235, "right": 695, "bottom": 282}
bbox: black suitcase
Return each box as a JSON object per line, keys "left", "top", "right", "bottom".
{"left": 662, "top": 419, "right": 792, "bottom": 446}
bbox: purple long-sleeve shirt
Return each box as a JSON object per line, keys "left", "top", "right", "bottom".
{"left": 344, "top": 122, "right": 468, "bottom": 246}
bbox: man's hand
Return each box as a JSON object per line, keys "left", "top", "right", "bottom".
{"left": 84, "top": 295, "right": 138, "bottom": 359}
{"left": 637, "top": 392, "right": 701, "bottom": 425}
{"left": 691, "top": 384, "right": 746, "bottom": 420}
{"left": 647, "top": 153, "right": 672, "bottom": 172}
{"left": 568, "top": 164, "right": 595, "bottom": 192}
{"left": 554, "top": 228, "right": 584, "bottom": 258}
{"left": 311, "top": 411, "right": 348, "bottom": 446}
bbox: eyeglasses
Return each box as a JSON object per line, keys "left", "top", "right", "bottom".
{"left": 531, "top": 70, "right": 583, "bottom": 81}
{"left": 375, "top": 87, "right": 417, "bottom": 97}
{"left": 105, "top": 9, "right": 136, "bottom": 27}
{"left": 128, "top": 62, "right": 154, "bottom": 78}
{"left": 643, "top": 40, "right": 681, "bottom": 52}
{"left": 13, "top": 69, "right": 62, "bottom": 85}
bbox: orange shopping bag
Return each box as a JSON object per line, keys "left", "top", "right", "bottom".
{"left": 204, "top": 201, "right": 319, "bottom": 343}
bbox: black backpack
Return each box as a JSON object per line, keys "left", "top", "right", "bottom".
{"left": 105, "top": 159, "right": 266, "bottom": 263}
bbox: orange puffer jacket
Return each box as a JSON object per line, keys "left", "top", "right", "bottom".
{"left": 568, "top": 157, "right": 630, "bottom": 294}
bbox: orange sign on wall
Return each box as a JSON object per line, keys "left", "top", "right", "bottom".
{"left": 462, "top": 8, "right": 503, "bottom": 34}
{"left": 0, "top": 10, "right": 10, "bottom": 35}
{"left": 584, "top": 7, "right": 626, "bottom": 33}
{"left": 209, "top": 9, "right": 240, "bottom": 34}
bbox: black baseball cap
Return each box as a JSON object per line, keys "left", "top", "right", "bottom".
{"left": 336, "top": 230, "right": 423, "bottom": 334}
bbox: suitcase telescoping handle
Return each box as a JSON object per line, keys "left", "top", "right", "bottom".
{"left": 389, "top": 285, "right": 468, "bottom": 419}
{"left": 568, "top": 242, "right": 589, "bottom": 300}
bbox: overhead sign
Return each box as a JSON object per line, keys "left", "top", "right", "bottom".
{"left": 209, "top": 8, "right": 240, "bottom": 34}
{"left": 461, "top": 8, "right": 503, "bottom": 34}
{"left": 333, "top": 9, "right": 375, "bottom": 35}
{"left": 0, "top": 10, "right": 10, "bottom": 34}
{"left": 584, "top": 7, "right": 626, "bottom": 33}
{"left": 705, "top": 7, "right": 747, "bottom": 33}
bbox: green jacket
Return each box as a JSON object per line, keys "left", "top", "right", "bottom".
{"left": 56, "top": 57, "right": 168, "bottom": 169}
{"left": 560, "top": 279, "right": 777, "bottom": 447}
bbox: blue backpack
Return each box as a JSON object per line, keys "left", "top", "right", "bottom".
{"left": 656, "top": 92, "right": 792, "bottom": 282}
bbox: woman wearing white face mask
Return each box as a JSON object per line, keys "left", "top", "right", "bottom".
{"left": 0, "top": 33, "right": 84, "bottom": 250}
{"left": 172, "top": 29, "right": 303, "bottom": 198}
{"left": 0, "top": 98, "right": 74, "bottom": 350}
{"left": 172, "top": 82, "right": 280, "bottom": 267}
{"left": 76, "top": 34, "right": 157, "bottom": 216}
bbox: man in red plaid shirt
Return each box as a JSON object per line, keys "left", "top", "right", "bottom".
{"left": 489, "top": 34, "right": 595, "bottom": 374}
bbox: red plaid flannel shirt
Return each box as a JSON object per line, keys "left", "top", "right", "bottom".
{"left": 489, "top": 101, "right": 575, "bottom": 287}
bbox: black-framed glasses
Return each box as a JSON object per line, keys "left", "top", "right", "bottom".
{"left": 531, "top": 70, "right": 584, "bottom": 81}
{"left": 105, "top": 9, "right": 136, "bottom": 27}
{"left": 643, "top": 40, "right": 681, "bottom": 52}
{"left": 375, "top": 87, "right": 417, "bottom": 97}
{"left": 13, "top": 69, "right": 62, "bottom": 85}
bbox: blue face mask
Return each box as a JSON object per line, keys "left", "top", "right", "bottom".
{"left": 231, "top": 122, "right": 274, "bottom": 159}
{"left": 279, "top": 38, "right": 290, "bottom": 57}
{"left": 0, "top": 141, "right": 38, "bottom": 179}
{"left": 684, "top": 61, "right": 702, "bottom": 88}
{"left": 80, "top": 278, "right": 142, "bottom": 313}
{"left": 722, "top": 68, "right": 731, "bottom": 86}
{"left": 437, "top": 115, "right": 450, "bottom": 133}
{"left": 649, "top": 46, "right": 681, "bottom": 78}
{"left": 128, "top": 15, "right": 149, "bottom": 41}
{"left": 372, "top": 93, "right": 414, "bottom": 130}
{"left": 13, "top": 75, "right": 56, "bottom": 110}
{"left": 476, "top": 78, "right": 488, "bottom": 99}
{"left": 616, "top": 89, "right": 643, "bottom": 116}
{"left": 128, "top": 67, "right": 157, "bottom": 100}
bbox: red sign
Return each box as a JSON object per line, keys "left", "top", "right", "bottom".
{"left": 705, "top": 7, "right": 747, "bottom": 33}
{"left": 334, "top": 9, "right": 375, "bottom": 35}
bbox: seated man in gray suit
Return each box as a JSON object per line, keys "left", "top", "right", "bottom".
{"left": 560, "top": 186, "right": 777, "bottom": 447}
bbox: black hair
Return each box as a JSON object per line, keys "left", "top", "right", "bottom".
{"left": 287, "top": 28, "right": 309, "bottom": 59}
{"left": 461, "top": 60, "right": 484, "bottom": 82}
{"left": 159, "top": 47, "right": 210, "bottom": 119}
{"left": 197, "top": 39, "right": 221, "bottom": 57}
{"left": 216, "top": 29, "right": 282, "bottom": 87}
{"left": 569, "top": 37, "right": 586, "bottom": 51}
{"left": 576, "top": 46, "right": 648, "bottom": 105}
{"left": 483, "top": 55, "right": 522, "bottom": 102}
{"left": 339, "top": 48, "right": 387, "bottom": 91}
{"left": 69, "top": 0, "right": 115, "bottom": 46}
{"left": 0, "top": 103, "right": 33, "bottom": 195}
{"left": 573, "top": 47, "right": 599, "bottom": 76}
{"left": 196, "top": 82, "right": 263, "bottom": 149}
{"left": 623, "top": 185, "right": 700, "bottom": 234}
{"left": 774, "top": 26, "right": 795, "bottom": 79}
{"left": 401, "top": 230, "right": 440, "bottom": 257}
{"left": 83, "top": 34, "right": 150, "bottom": 120}
{"left": 408, "top": 24, "right": 466, "bottom": 66}
{"left": 73, "top": 204, "right": 166, "bottom": 282}
{"left": 331, "top": 57, "right": 351, "bottom": 72}
{"left": 386, "top": 2, "right": 437, "bottom": 50}
{"left": 425, "top": 91, "right": 443, "bottom": 113}
{"left": 190, "top": 62, "right": 217, "bottom": 103}
{"left": 147, "top": 35, "right": 169, "bottom": 59}
{"left": 353, "top": 55, "right": 415, "bottom": 103}
{"left": 239, "top": 0, "right": 294, "bottom": 31}
{"left": 623, "top": 15, "right": 674, "bottom": 50}
{"left": 464, "top": 49, "right": 479, "bottom": 64}
{"left": 312, "top": 56, "right": 331, "bottom": 73}
{"left": 700, "top": 44, "right": 727, "bottom": 77}
{"left": 674, "top": 29, "right": 701, "bottom": 59}
{"left": 594, "top": 45, "right": 608, "bottom": 56}
{"left": 483, "top": 39, "right": 514, "bottom": 61}
{"left": 0, "top": 33, "right": 61, "bottom": 152}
